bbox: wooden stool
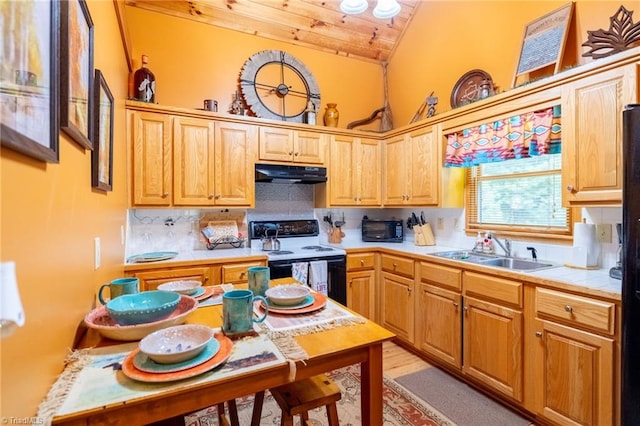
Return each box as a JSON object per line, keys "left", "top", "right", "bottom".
{"left": 269, "top": 374, "right": 342, "bottom": 426}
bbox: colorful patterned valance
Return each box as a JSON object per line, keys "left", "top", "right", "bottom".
{"left": 444, "top": 105, "right": 561, "bottom": 167}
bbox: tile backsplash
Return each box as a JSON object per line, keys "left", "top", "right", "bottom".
{"left": 126, "top": 182, "right": 622, "bottom": 270}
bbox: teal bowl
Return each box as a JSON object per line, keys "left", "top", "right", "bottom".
{"left": 106, "top": 291, "right": 181, "bottom": 326}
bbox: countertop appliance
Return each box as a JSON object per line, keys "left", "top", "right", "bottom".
{"left": 254, "top": 164, "right": 327, "bottom": 184}
{"left": 248, "top": 219, "right": 346, "bottom": 305}
{"left": 361, "top": 216, "right": 404, "bottom": 243}
{"left": 622, "top": 104, "right": 640, "bottom": 425}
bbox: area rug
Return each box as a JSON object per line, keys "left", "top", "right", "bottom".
{"left": 395, "top": 368, "right": 534, "bottom": 426}
{"left": 186, "top": 364, "right": 455, "bottom": 425}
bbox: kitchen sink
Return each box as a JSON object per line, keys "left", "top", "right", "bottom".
{"left": 430, "top": 250, "right": 558, "bottom": 272}
{"left": 477, "top": 257, "right": 555, "bottom": 271}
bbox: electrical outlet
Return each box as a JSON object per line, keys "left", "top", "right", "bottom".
{"left": 94, "top": 237, "right": 101, "bottom": 270}
{"left": 596, "top": 224, "right": 612, "bottom": 244}
{"left": 437, "top": 217, "right": 444, "bottom": 230}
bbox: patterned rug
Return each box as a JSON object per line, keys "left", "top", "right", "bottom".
{"left": 186, "top": 364, "right": 455, "bottom": 425}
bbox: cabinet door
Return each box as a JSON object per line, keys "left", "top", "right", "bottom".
{"left": 463, "top": 296, "right": 523, "bottom": 402}
{"left": 416, "top": 283, "right": 462, "bottom": 368}
{"left": 131, "top": 111, "right": 172, "bottom": 206}
{"left": 129, "top": 266, "right": 213, "bottom": 291}
{"left": 408, "top": 128, "right": 439, "bottom": 205}
{"left": 382, "top": 135, "right": 408, "bottom": 205}
{"left": 562, "top": 64, "right": 637, "bottom": 206}
{"left": 259, "top": 127, "right": 294, "bottom": 162}
{"left": 173, "top": 116, "right": 216, "bottom": 205}
{"left": 347, "top": 269, "right": 374, "bottom": 319}
{"left": 215, "top": 122, "right": 257, "bottom": 206}
{"left": 357, "top": 138, "right": 382, "bottom": 205}
{"left": 380, "top": 271, "right": 414, "bottom": 342}
{"left": 533, "top": 318, "right": 614, "bottom": 426}
{"left": 294, "top": 131, "right": 326, "bottom": 164}
{"left": 329, "top": 135, "right": 358, "bottom": 205}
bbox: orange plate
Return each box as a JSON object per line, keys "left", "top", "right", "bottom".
{"left": 195, "top": 286, "right": 220, "bottom": 302}
{"left": 121, "top": 333, "right": 233, "bottom": 382}
{"left": 261, "top": 292, "right": 327, "bottom": 315}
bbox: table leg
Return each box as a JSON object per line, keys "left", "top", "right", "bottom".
{"left": 360, "top": 342, "right": 383, "bottom": 425}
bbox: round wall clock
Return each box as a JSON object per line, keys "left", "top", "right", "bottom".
{"left": 239, "top": 50, "right": 320, "bottom": 122}
{"left": 450, "top": 69, "right": 495, "bottom": 108}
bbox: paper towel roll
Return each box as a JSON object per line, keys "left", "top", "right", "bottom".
{"left": 1, "top": 262, "right": 25, "bottom": 338}
{"left": 572, "top": 223, "right": 599, "bottom": 267}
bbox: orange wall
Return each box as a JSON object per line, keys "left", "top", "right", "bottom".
{"left": 0, "top": 0, "right": 634, "bottom": 417}
{"left": 0, "top": 0, "right": 129, "bottom": 417}
{"left": 390, "top": 1, "right": 639, "bottom": 124}
{"left": 124, "top": 6, "right": 386, "bottom": 131}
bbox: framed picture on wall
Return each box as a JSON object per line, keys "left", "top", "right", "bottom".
{"left": 0, "top": 0, "right": 60, "bottom": 163}
{"left": 91, "top": 70, "right": 114, "bottom": 192}
{"left": 60, "top": 0, "right": 94, "bottom": 150}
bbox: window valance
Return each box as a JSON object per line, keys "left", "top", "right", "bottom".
{"left": 444, "top": 105, "right": 561, "bottom": 167}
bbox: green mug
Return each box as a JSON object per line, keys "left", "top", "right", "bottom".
{"left": 248, "top": 266, "right": 270, "bottom": 297}
{"left": 98, "top": 277, "right": 139, "bottom": 305}
{"left": 222, "top": 289, "right": 268, "bottom": 335}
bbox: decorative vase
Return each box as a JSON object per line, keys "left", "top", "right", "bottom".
{"left": 323, "top": 103, "right": 339, "bottom": 127}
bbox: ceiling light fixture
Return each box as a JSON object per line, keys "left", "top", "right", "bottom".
{"left": 339, "top": 0, "right": 401, "bottom": 19}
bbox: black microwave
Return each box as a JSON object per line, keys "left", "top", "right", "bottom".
{"left": 361, "top": 217, "right": 404, "bottom": 243}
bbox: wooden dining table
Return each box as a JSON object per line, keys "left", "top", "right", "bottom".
{"left": 51, "top": 281, "right": 395, "bottom": 425}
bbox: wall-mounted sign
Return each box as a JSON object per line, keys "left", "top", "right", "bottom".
{"left": 512, "top": 2, "right": 574, "bottom": 87}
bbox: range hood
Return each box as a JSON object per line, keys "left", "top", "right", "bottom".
{"left": 255, "top": 164, "right": 327, "bottom": 184}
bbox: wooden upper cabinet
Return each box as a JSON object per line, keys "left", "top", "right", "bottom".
{"left": 383, "top": 126, "right": 439, "bottom": 206}
{"left": 328, "top": 135, "right": 381, "bottom": 206}
{"left": 173, "top": 116, "right": 216, "bottom": 205}
{"left": 562, "top": 63, "right": 637, "bottom": 206}
{"left": 215, "top": 122, "right": 258, "bottom": 206}
{"left": 130, "top": 111, "right": 172, "bottom": 206}
{"left": 129, "top": 108, "right": 256, "bottom": 207}
{"left": 258, "top": 127, "right": 325, "bottom": 164}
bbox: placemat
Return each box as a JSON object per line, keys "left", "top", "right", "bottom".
{"left": 38, "top": 332, "right": 286, "bottom": 425}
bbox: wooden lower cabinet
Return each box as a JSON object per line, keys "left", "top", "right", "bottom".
{"left": 416, "top": 282, "right": 462, "bottom": 368}
{"left": 347, "top": 269, "right": 375, "bottom": 319}
{"left": 380, "top": 271, "right": 414, "bottom": 343}
{"left": 463, "top": 295, "right": 524, "bottom": 402}
{"left": 221, "top": 261, "right": 265, "bottom": 284}
{"left": 127, "top": 265, "right": 215, "bottom": 291}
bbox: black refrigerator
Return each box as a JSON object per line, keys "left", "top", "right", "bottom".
{"left": 622, "top": 103, "right": 640, "bottom": 425}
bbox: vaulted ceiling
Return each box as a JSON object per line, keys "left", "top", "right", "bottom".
{"left": 124, "top": 0, "right": 421, "bottom": 63}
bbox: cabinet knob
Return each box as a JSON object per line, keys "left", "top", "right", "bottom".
{"left": 204, "top": 277, "right": 209, "bottom": 282}
{"left": 294, "top": 152, "right": 299, "bottom": 156}
{"left": 215, "top": 194, "right": 221, "bottom": 199}
{"left": 360, "top": 259, "right": 365, "bottom": 266}
{"left": 566, "top": 185, "right": 576, "bottom": 193}
{"left": 162, "top": 192, "right": 169, "bottom": 198}
{"left": 240, "top": 272, "right": 246, "bottom": 278}
{"left": 463, "top": 306, "right": 469, "bottom": 312}
{"left": 564, "top": 305, "right": 573, "bottom": 313}
{"left": 453, "top": 302, "right": 459, "bottom": 308}
{"left": 535, "top": 331, "right": 542, "bottom": 338}
{"left": 288, "top": 150, "right": 294, "bottom": 155}
{"left": 208, "top": 194, "right": 215, "bottom": 199}
{"left": 392, "top": 263, "right": 397, "bottom": 269}
{"left": 407, "top": 287, "right": 412, "bottom": 293}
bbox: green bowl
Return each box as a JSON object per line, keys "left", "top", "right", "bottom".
{"left": 106, "top": 291, "right": 181, "bottom": 326}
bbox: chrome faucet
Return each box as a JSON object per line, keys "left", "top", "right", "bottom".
{"left": 487, "top": 232, "right": 511, "bottom": 257}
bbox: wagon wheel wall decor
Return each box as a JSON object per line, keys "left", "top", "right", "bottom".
{"left": 239, "top": 50, "right": 320, "bottom": 122}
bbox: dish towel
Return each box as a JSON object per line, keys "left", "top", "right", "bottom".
{"left": 292, "top": 262, "right": 308, "bottom": 285}
{"left": 308, "top": 260, "right": 328, "bottom": 296}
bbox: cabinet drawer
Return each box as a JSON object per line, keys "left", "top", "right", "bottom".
{"left": 463, "top": 271, "right": 522, "bottom": 307}
{"left": 347, "top": 253, "right": 375, "bottom": 270}
{"left": 221, "top": 262, "right": 265, "bottom": 283}
{"left": 419, "top": 262, "right": 461, "bottom": 291}
{"left": 535, "top": 288, "right": 615, "bottom": 335}
{"left": 380, "top": 254, "right": 414, "bottom": 278}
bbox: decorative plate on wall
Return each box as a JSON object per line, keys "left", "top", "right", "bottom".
{"left": 450, "top": 69, "right": 495, "bottom": 108}
{"left": 239, "top": 50, "right": 320, "bottom": 123}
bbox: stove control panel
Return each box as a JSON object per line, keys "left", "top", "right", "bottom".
{"left": 249, "top": 220, "right": 320, "bottom": 239}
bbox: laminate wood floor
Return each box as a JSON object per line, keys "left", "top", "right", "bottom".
{"left": 383, "top": 340, "right": 432, "bottom": 379}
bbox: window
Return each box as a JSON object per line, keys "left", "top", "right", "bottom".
{"left": 466, "top": 153, "right": 573, "bottom": 237}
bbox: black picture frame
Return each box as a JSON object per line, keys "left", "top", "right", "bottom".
{"left": 0, "top": 1, "right": 60, "bottom": 163}
{"left": 60, "top": 0, "right": 94, "bottom": 150}
{"left": 91, "top": 70, "right": 113, "bottom": 192}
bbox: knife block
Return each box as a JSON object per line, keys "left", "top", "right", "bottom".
{"left": 329, "top": 228, "right": 345, "bottom": 244}
{"left": 414, "top": 223, "right": 435, "bottom": 246}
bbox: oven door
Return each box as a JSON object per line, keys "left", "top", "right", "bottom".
{"left": 268, "top": 255, "right": 347, "bottom": 306}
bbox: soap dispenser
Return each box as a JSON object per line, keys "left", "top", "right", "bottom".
{"left": 474, "top": 232, "right": 483, "bottom": 252}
